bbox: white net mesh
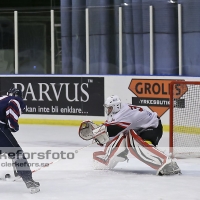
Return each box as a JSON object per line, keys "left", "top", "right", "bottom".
{"left": 172, "top": 82, "right": 200, "bottom": 158}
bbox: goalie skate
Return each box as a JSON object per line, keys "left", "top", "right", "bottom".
{"left": 156, "top": 158, "right": 181, "bottom": 176}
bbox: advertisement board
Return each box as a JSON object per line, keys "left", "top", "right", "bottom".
{"left": 128, "top": 79, "right": 187, "bottom": 117}
{"left": 0, "top": 75, "right": 199, "bottom": 127}
{"left": 0, "top": 76, "right": 104, "bottom": 116}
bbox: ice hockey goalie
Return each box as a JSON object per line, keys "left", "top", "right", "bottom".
{"left": 78, "top": 95, "right": 181, "bottom": 176}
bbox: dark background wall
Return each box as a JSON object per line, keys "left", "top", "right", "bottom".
{"left": 0, "top": 0, "right": 199, "bottom": 76}
{"left": 0, "top": 0, "right": 60, "bottom": 8}
{"left": 61, "top": 0, "right": 179, "bottom": 75}
{"left": 0, "top": 0, "right": 60, "bottom": 74}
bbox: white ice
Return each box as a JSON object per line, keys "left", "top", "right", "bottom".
{"left": 0, "top": 125, "right": 200, "bottom": 200}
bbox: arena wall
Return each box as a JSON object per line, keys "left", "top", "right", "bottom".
{"left": 1, "top": 75, "right": 199, "bottom": 132}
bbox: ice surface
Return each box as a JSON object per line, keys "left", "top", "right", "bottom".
{"left": 0, "top": 125, "right": 200, "bottom": 200}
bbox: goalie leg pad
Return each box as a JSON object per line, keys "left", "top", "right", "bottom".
{"left": 93, "top": 133, "right": 128, "bottom": 169}
{"left": 127, "top": 130, "right": 168, "bottom": 170}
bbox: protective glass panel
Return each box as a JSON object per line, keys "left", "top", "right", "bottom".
{"left": 18, "top": 10, "right": 50, "bottom": 74}
{"left": 0, "top": 12, "right": 15, "bottom": 74}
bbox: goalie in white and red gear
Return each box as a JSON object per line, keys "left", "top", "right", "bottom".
{"left": 103, "top": 95, "right": 161, "bottom": 146}
{"left": 78, "top": 95, "right": 181, "bottom": 176}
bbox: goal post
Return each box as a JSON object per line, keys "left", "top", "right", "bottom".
{"left": 170, "top": 80, "right": 200, "bottom": 158}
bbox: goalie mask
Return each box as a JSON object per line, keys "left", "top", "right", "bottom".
{"left": 103, "top": 95, "right": 121, "bottom": 116}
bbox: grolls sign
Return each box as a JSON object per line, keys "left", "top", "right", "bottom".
{"left": 128, "top": 79, "right": 187, "bottom": 117}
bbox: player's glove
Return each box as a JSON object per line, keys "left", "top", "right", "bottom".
{"left": 7, "top": 125, "right": 17, "bottom": 132}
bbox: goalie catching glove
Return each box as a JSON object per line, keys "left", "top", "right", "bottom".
{"left": 78, "top": 120, "right": 109, "bottom": 146}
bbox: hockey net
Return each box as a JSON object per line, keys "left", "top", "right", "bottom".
{"left": 170, "top": 81, "right": 200, "bottom": 158}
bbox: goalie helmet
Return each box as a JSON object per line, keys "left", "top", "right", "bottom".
{"left": 104, "top": 95, "right": 121, "bottom": 116}
{"left": 7, "top": 87, "right": 23, "bottom": 99}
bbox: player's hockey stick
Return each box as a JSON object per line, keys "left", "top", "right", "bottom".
{"left": 32, "top": 141, "right": 96, "bottom": 173}
{"left": 31, "top": 159, "right": 60, "bottom": 173}
{"left": 13, "top": 157, "right": 63, "bottom": 182}
{"left": 12, "top": 141, "right": 96, "bottom": 181}
{"left": 12, "top": 159, "right": 60, "bottom": 182}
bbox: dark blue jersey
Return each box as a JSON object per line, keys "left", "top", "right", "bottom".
{"left": 0, "top": 95, "right": 26, "bottom": 132}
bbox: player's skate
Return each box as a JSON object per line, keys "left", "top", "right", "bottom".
{"left": 156, "top": 157, "right": 181, "bottom": 176}
{"left": 24, "top": 179, "right": 40, "bottom": 194}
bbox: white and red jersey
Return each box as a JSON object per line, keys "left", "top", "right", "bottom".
{"left": 104, "top": 103, "right": 159, "bottom": 134}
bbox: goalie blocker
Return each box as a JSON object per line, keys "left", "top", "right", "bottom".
{"left": 79, "top": 121, "right": 181, "bottom": 176}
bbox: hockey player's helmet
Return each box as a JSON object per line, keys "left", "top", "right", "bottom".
{"left": 7, "top": 87, "right": 23, "bottom": 99}
{"left": 103, "top": 95, "right": 121, "bottom": 115}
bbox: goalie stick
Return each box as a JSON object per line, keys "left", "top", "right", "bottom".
{"left": 31, "top": 141, "right": 97, "bottom": 174}
{"left": 75, "top": 140, "right": 97, "bottom": 153}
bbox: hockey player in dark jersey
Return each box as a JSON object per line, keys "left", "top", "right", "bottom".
{"left": 0, "top": 87, "right": 40, "bottom": 194}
